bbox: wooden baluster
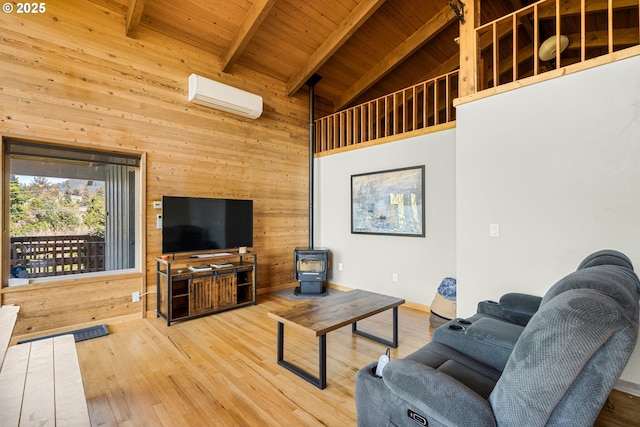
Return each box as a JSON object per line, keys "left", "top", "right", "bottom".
{"left": 534, "top": 3, "right": 539, "bottom": 76}
{"left": 580, "top": 0, "right": 586, "bottom": 61}
{"left": 608, "top": 0, "right": 614, "bottom": 54}
{"left": 513, "top": 14, "right": 518, "bottom": 82}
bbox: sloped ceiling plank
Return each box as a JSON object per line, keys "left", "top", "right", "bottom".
{"left": 508, "top": 0, "right": 533, "bottom": 42}
{"left": 221, "top": 0, "right": 277, "bottom": 72}
{"left": 126, "top": 0, "right": 146, "bottom": 37}
{"left": 286, "top": 0, "right": 387, "bottom": 96}
{"left": 419, "top": 54, "right": 460, "bottom": 82}
{"left": 334, "top": 5, "right": 458, "bottom": 110}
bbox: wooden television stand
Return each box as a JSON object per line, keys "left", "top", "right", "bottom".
{"left": 156, "top": 250, "right": 257, "bottom": 326}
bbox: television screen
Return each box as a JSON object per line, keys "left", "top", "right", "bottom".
{"left": 162, "top": 196, "right": 253, "bottom": 254}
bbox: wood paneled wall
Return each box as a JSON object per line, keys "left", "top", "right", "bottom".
{"left": 0, "top": 0, "right": 310, "bottom": 336}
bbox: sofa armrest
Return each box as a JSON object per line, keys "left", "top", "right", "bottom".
{"left": 381, "top": 359, "right": 497, "bottom": 426}
{"left": 477, "top": 293, "right": 542, "bottom": 326}
{"left": 433, "top": 317, "right": 524, "bottom": 372}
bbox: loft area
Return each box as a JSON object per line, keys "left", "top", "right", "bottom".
{"left": 313, "top": 0, "right": 640, "bottom": 153}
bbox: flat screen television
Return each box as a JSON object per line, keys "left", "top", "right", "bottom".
{"left": 162, "top": 196, "right": 253, "bottom": 254}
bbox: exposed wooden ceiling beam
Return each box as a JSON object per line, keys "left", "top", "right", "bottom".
{"left": 125, "top": 0, "right": 146, "bottom": 37}
{"left": 221, "top": 0, "right": 276, "bottom": 73}
{"left": 333, "top": 5, "right": 458, "bottom": 111}
{"left": 286, "top": 0, "right": 387, "bottom": 96}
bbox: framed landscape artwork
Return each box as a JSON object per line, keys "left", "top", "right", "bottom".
{"left": 351, "top": 165, "right": 425, "bottom": 237}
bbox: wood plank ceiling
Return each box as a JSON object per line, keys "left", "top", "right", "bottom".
{"left": 89, "top": 0, "right": 535, "bottom": 117}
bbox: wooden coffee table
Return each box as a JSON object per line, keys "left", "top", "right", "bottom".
{"left": 267, "top": 289, "right": 405, "bottom": 389}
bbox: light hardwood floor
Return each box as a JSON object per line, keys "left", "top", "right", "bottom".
{"left": 78, "top": 292, "right": 431, "bottom": 426}
{"left": 75, "top": 292, "right": 636, "bottom": 426}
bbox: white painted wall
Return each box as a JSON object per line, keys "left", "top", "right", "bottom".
{"left": 315, "top": 55, "right": 640, "bottom": 385}
{"left": 314, "top": 130, "right": 457, "bottom": 306}
{"left": 456, "top": 55, "right": 640, "bottom": 383}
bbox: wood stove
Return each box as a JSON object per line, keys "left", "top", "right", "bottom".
{"left": 294, "top": 248, "right": 328, "bottom": 295}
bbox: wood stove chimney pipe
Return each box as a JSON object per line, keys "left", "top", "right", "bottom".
{"left": 306, "top": 74, "right": 322, "bottom": 249}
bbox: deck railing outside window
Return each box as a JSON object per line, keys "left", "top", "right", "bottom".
{"left": 314, "top": 71, "right": 458, "bottom": 154}
{"left": 476, "top": 0, "right": 640, "bottom": 91}
{"left": 10, "top": 235, "right": 105, "bottom": 279}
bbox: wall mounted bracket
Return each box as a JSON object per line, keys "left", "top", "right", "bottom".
{"left": 448, "top": 0, "right": 466, "bottom": 24}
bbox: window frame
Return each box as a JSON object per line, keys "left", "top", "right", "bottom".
{"left": 1, "top": 137, "right": 146, "bottom": 288}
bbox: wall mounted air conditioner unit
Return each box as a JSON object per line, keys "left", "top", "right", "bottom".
{"left": 188, "top": 73, "right": 263, "bottom": 119}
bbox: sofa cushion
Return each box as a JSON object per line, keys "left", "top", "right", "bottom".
{"left": 404, "top": 341, "right": 500, "bottom": 398}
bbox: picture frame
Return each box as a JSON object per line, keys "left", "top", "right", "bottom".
{"left": 351, "top": 165, "right": 425, "bottom": 237}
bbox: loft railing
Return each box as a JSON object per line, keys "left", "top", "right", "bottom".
{"left": 10, "top": 235, "right": 105, "bottom": 278}
{"left": 314, "top": 71, "right": 458, "bottom": 154}
{"left": 476, "top": 0, "right": 640, "bottom": 91}
{"left": 315, "top": 1, "right": 639, "bottom": 154}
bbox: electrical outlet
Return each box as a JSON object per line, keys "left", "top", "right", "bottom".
{"left": 132, "top": 291, "right": 140, "bottom": 302}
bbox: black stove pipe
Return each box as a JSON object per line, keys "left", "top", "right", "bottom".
{"left": 306, "top": 74, "right": 322, "bottom": 249}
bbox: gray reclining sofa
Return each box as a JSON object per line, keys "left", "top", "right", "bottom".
{"left": 355, "top": 249, "right": 640, "bottom": 427}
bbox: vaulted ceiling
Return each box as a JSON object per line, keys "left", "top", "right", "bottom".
{"left": 88, "top": 1, "right": 535, "bottom": 116}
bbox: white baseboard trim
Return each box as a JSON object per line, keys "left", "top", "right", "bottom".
{"left": 614, "top": 379, "right": 640, "bottom": 396}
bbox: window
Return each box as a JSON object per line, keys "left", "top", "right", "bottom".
{"left": 5, "top": 140, "right": 141, "bottom": 282}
